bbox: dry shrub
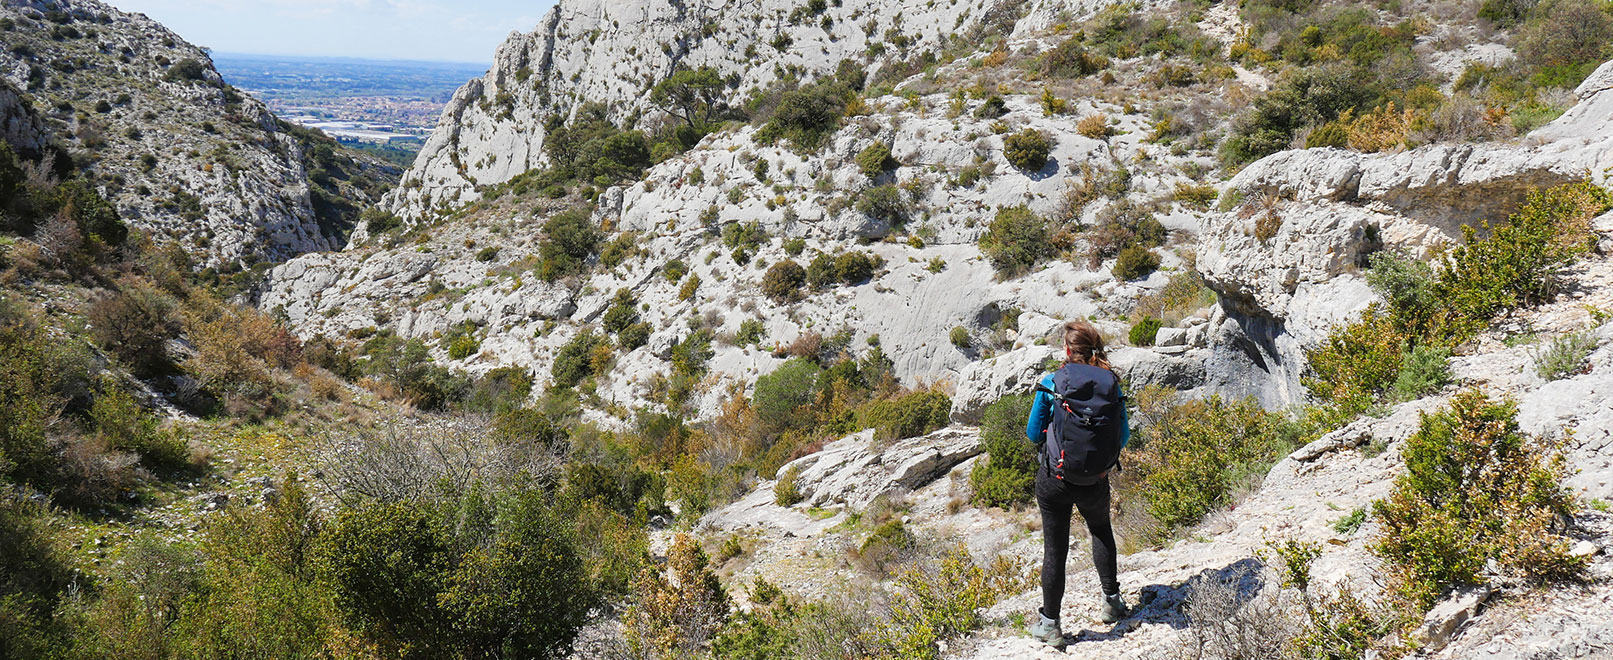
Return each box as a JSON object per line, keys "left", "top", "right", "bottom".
{"left": 786, "top": 332, "right": 823, "bottom": 360}
{"left": 58, "top": 432, "right": 142, "bottom": 508}
{"left": 1254, "top": 210, "right": 1283, "bottom": 243}
{"left": 1077, "top": 113, "right": 1111, "bottom": 139}
{"left": 183, "top": 298, "right": 302, "bottom": 414}
{"left": 1344, "top": 102, "right": 1416, "bottom": 153}
{"left": 87, "top": 276, "right": 181, "bottom": 376}
{"left": 293, "top": 362, "right": 348, "bottom": 403}
{"left": 1177, "top": 567, "right": 1301, "bottom": 660}
{"left": 315, "top": 414, "right": 562, "bottom": 507}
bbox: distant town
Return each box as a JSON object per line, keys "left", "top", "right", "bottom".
{"left": 212, "top": 53, "right": 488, "bottom": 161}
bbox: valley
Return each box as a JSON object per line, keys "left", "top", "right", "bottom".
{"left": 2, "top": 0, "right": 1613, "bottom": 658}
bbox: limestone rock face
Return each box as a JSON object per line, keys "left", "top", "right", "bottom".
{"left": 774, "top": 427, "right": 982, "bottom": 509}
{"left": 1194, "top": 56, "right": 1613, "bottom": 408}
{"left": 383, "top": 0, "right": 1153, "bottom": 220}
{"left": 0, "top": 0, "right": 396, "bottom": 267}
{"left": 949, "top": 344, "right": 1058, "bottom": 424}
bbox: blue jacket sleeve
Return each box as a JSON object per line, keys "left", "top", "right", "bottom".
{"left": 1026, "top": 373, "right": 1056, "bottom": 444}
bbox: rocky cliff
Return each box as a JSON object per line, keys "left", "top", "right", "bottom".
{"left": 383, "top": 0, "right": 1165, "bottom": 219}
{"left": 0, "top": 0, "right": 396, "bottom": 268}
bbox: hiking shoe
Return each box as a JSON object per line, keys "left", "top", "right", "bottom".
{"left": 1027, "top": 608, "right": 1063, "bottom": 647}
{"left": 1100, "top": 593, "right": 1130, "bottom": 623}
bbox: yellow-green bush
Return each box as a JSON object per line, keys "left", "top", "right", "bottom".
{"left": 1127, "top": 395, "right": 1305, "bottom": 530}
{"left": 978, "top": 205, "right": 1052, "bottom": 278}
{"left": 872, "top": 545, "right": 1023, "bottom": 660}
{"left": 1372, "top": 390, "right": 1583, "bottom": 608}
{"left": 1003, "top": 129, "right": 1052, "bottom": 171}
{"left": 857, "top": 389, "right": 950, "bottom": 443}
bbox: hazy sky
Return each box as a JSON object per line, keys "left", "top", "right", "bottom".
{"left": 107, "top": 0, "right": 557, "bottom": 63}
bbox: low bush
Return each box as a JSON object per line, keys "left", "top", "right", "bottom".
{"left": 949, "top": 326, "right": 971, "bottom": 348}
{"left": 773, "top": 465, "right": 803, "bottom": 506}
{"left": 978, "top": 205, "right": 1052, "bottom": 278}
{"left": 856, "top": 185, "right": 911, "bottom": 227}
{"left": 1388, "top": 343, "right": 1451, "bottom": 402}
{"left": 625, "top": 534, "right": 731, "bottom": 657}
{"left": 88, "top": 276, "right": 182, "bottom": 376}
{"left": 1127, "top": 394, "right": 1304, "bottom": 530}
{"left": 761, "top": 260, "right": 807, "bottom": 303}
{"left": 969, "top": 395, "right": 1036, "bottom": 508}
{"left": 722, "top": 221, "right": 767, "bottom": 264}
{"left": 857, "top": 389, "right": 950, "bottom": 443}
{"left": 753, "top": 358, "right": 823, "bottom": 434}
{"left": 1111, "top": 245, "right": 1159, "bottom": 280}
{"left": 855, "top": 142, "right": 896, "bottom": 179}
{"left": 1373, "top": 390, "right": 1583, "bottom": 608}
{"left": 1087, "top": 199, "right": 1166, "bottom": 266}
{"left": 756, "top": 80, "right": 852, "bottom": 152}
{"left": 1077, "top": 114, "right": 1110, "bottom": 139}
{"left": 734, "top": 319, "right": 767, "bottom": 347}
{"left": 163, "top": 58, "right": 208, "bottom": 82}
{"left": 1534, "top": 330, "right": 1598, "bottom": 381}
{"left": 537, "top": 209, "right": 604, "bottom": 281}
{"left": 871, "top": 545, "right": 1022, "bottom": 660}
{"left": 552, "top": 330, "right": 607, "bottom": 387}
{"left": 832, "top": 251, "right": 878, "bottom": 284}
{"left": 855, "top": 520, "right": 917, "bottom": 576}
{"left": 1129, "top": 317, "right": 1162, "bottom": 346}
{"left": 1003, "top": 129, "right": 1052, "bottom": 172}
{"left": 1041, "top": 37, "right": 1110, "bottom": 77}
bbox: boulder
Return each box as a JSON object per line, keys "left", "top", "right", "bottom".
{"left": 777, "top": 427, "right": 982, "bottom": 509}
{"left": 1414, "top": 586, "right": 1491, "bottom": 651}
{"left": 948, "top": 344, "right": 1057, "bottom": 424}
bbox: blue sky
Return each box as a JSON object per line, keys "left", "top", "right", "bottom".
{"left": 108, "top": 0, "right": 557, "bottom": 63}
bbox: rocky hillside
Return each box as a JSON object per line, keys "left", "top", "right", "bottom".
{"left": 384, "top": 0, "right": 1168, "bottom": 218}
{"left": 0, "top": 0, "right": 397, "bottom": 268}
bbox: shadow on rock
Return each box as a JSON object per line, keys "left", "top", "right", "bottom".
{"left": 1065, "top": 557, "right": 1267, "bottom": 645}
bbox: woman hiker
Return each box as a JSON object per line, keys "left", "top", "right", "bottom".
{"left": 1025, "top": 320, "right": 1130, "bottom": 647}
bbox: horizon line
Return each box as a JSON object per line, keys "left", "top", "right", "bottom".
{"left": 211, "top": 51, "right": 492, "bottom": 68}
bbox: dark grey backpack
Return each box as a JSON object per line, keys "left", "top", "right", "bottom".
{"left": 1034, "top": 363, "right": 1125, "bottom": 485}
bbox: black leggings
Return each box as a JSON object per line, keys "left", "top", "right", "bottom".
{"left": 1036, "top": 470, "right": 1119, "bottom": 618}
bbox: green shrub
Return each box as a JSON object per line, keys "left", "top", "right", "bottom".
{"left": 832, "top": 251, "right": 878, "bottom": 284}
{"left": 871, "top": 545, "right": 1020, "bottom": 660}
{"left": 619, "top": 322, "right": 652, "bottom": 351}
{"left": 1515, "top": 0, "right": 1613, "bottom": 74}
{"left": 1111, "top": 245, "right": 1160, "bottom": 280}
{"left": 1305, "top": 305, "right": 1405, "bottom": 421}
{"left": 1128, "top": 395, "right": 1302, "bottom": 530}
{"left": 806, "top": 253, "right": 837, "bottom": 289}
{"left": 1129, "top": 316, "right": 1162, "bottom": 346}
{"left": 1372, "top": 390, "right": 1583, "bottom": 608}
{"left": 856, "top": 185, "right": 911, "bottom": 227}
{"left": 782, "top": 237, "right": 806, "bottom": 256}
{"left": 624, "top": 534, "right": 731, "bottom": 656}
{"left": 858, "top": 389, "right": 950, "bottom": 442}
{"left": 163, "top": 58, "right": 209, "bottom": 82}
{"left": 602, "top": 290, "right": 641, "bottom": 335}
{"left": 1003, "top": 129, "right": 1052, "bottom": 171}
{"left": 362, "top": 208, "right": 402, "bottom": 234}
{"left": 949, "top": 326, "right": 971, "bottom": 348}
{"left": 1432, "top": 182, "right": 1612, "bottom": 340}
{"left": 1389, "top": 344, "right": 1452, "bottom": 402}
{"left": 979, "top": 205, "right": 1052, "bottom": 277}
{"left": 1305, "top": 122, "right": 1350, "bottom": 148}
{"left": 474, "top": 246, "right": 500, "bottom": 262}
{"left": 463, "top": 366, "right": 533, "bottom": 414}
{"left": 663, "top": 259, "right": 689, "bottom": 282}
{"left": 1219, "top": 64, "right": 1375, "bottom": 168}
{"left": 856, "top": 142, "right": 897, "bottom": 178}
{"left": 969, "top": 395, "right": 1036, "bottom": 508}
{"left": 774, "top": 466, "right": 804, "bottom": 506}
{"left": 1534, "top": 331, "right": 1598, "bottom": 381}
{"left": 756, "top": 81, "right": 851, "bottom": 152}
{"left": 753, "top": 358, "right": 823, "bottom": 433}
{"left": 0, "top": 494, "right": 75, "bottom": 657}
{"left": 722, "top": 221, "right": 768, "bottom": 264}
{"left": 537, "top": 209, "right": 604, "bottom": 281}
{"left": 168, "top": 479, "right": 334, "bottom": 658}
{"left": 856, "top": 520, "right": 916, "bottom": 575}
{"left": 1041, "top": 37, "right": 1110, "bottom": 77}
{"left": 974, "top": 95, "right": 1007, "bottom": 119}
{"left": 670, "top": 327, "right": 715, "bottom": 378}
{"left": 1087, "top": 199, "right": 1167, "bottom": 264}
{"left": 87, "top": 277, "right": 182, "bottom": 376}
{"left": 735, "top": 319, "right": 767, "bottom": 347}
{"left": 552, "top": 330, "right": 607, "bottom": 387}
{"left": 761, "top": 259, "right": 807, "bottom": 303}
{"left": 446, "top": 333, "right": 481, "bottom": 360}
{"left": 90, "top": 383, "right": 191, "bottom": 471}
